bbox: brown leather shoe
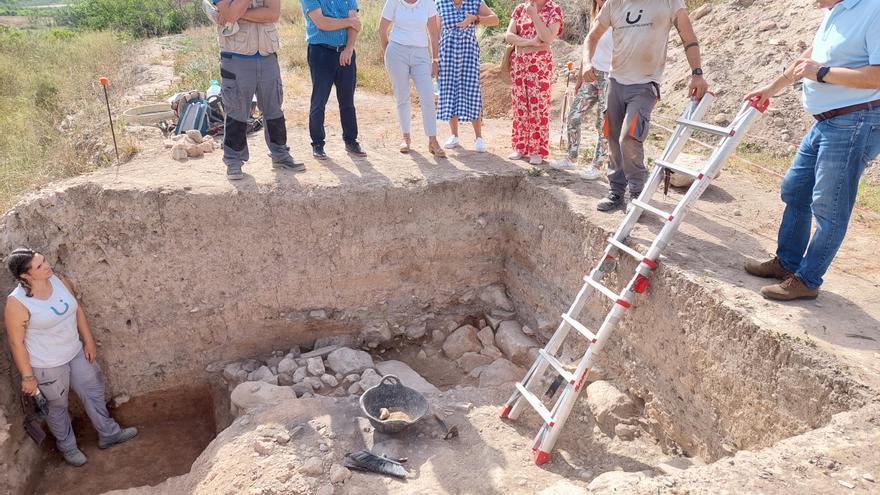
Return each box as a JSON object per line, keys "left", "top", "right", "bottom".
{"left": 760, "top": 276, "right": 819, "bottom": 301}
{"left": 744, "top": 256, "right": 793, "bottom": 280}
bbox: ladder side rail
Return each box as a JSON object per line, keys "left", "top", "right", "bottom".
{"left": 608, "top": 95, "right": 716, "bottom": 246}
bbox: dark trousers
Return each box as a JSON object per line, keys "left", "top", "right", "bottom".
{"left": 307, "top": 44, "right": 358, "bottom": 147}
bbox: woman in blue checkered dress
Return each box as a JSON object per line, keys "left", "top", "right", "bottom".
{"left": 436, "top": 0, "right": 498, "bottom": 152}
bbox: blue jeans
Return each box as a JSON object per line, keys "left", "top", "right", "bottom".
{"left": 776, "top": 107, "right": 880, "bottom": 288}
{"left": 307, "top": 44, "right": 358, "bottom": 147}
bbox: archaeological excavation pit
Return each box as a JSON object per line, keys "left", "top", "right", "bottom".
{"left": 0, "top": 171, "right": 871, "bottom": 494}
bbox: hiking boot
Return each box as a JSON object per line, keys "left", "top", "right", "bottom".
{"left": 99, "top": 426, "right": 138, "bottom": 449}
{"left": 312, "top": 145, "right": 327, "bottom": 160}
{"left": 226, "top": 164, "right": 244, "bottom": 180}
{"left": 597, "top": 192, "right": 624, "bottom": 212}
{"left": 744, "top": 256, "right": 793, "bottom": 280}
{"left": 760, "top": 276, "right": 819, "bottom": 301}
{"left": 62, "top": 448, "right": 87, "bottom": 467}
{"left": 345, "top": 142, "right": 367, "bottom": 157}
{"left": 272, "top": 155, "right": 305, "bottom": 172}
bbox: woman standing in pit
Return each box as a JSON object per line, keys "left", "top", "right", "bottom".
{"left": 4, "top": 248, "right": 137, "bottom": 467}
{"left": 436, "top": 0, "right": 499, "bottom": 153}
{"left": 505, "top": 0, "right": 562, "bottom": 165}
{"left": 552, "top": 0, "right": 612, "bottom": 179}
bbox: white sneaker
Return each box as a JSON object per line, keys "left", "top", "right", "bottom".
{"left": 581, "top": 165, "right": 602, "bottom": 180}
{"left": 529, "top": 155, "right": 543, "bottom": 165}
{"left": 551, "top": 158, "right": 575, "bottom": 170}
{"left": 444, "top": 135, "right": 460, "bottom": 149}
{"left": 508, "top": 151, "right": 524, "bottom": 160}
{"left": 474, "top": 137, "right": 487, "bottom": 153}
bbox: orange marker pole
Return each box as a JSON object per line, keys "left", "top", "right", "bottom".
{"left": 99, "top": 77, "right": 120, "bottom": 164}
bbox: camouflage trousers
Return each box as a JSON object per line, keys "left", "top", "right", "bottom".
{"left": 566, "top": 70, "right": 609, "bottom": 165}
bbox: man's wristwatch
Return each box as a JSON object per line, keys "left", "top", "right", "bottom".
{"left": 692, "top": 68, "right": 703, "bottom": 77}
{"left": 22, "top": 375, "right": 36, "bottom": 381}
{"left": 817, "top": 66, "right": 831, "bottom": 83}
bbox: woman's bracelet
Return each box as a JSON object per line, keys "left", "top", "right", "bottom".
{"left": 781, "top": 68, "right": 794, "bottom": 83}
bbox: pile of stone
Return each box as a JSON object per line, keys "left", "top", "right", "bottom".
{"left": 164, "top": 130, "right": 216, "bottom": 161}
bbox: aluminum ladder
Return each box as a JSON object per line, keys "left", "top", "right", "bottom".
{"left": 501, "top": 94, "right": 769, "bottom": 465}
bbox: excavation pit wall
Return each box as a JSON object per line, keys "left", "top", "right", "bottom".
{"left": 0, "top": 174, "right": 867, "bottom": 493}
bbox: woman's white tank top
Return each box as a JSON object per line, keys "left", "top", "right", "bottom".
{"left": 8, "top": 275, "right": 82, "bottom": 368}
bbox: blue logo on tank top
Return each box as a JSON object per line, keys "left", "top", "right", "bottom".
{"left": 50, "top": 300, "right": 69, "bottom": 316}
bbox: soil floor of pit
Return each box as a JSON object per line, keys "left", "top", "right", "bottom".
{"left": 30, "top": 386, "right": 216, "bottom": 495}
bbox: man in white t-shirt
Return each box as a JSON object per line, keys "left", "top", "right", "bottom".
{"left": 583, "top": 0, "right": 708, "bottom": 211}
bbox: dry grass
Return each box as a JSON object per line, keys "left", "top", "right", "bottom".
{"left": 0, "top": 28, "right": 133, "bottom": 211}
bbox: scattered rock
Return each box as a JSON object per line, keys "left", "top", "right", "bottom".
{"left": 713, "top": 113, "right": 730, "bottom": 125}
{"left": 321, "top": 374, "right": 339, "bottom": 387}
{"left": 478, "top": 358, "right": 524, "bottom": 387}
{"left": 375, "top": 360, "right": 440, "bottom": 394}
{"left": 538, "top": 480, "right": 589, "bottom": 495}
{"left": 735, "top": 0, "right": 754, "bottom": 7}
{"left": 586, "top": 381, "right": 641, "bottom": 435}
{"left": 223, "top": 362, "right": 243, "bottom": 381}
{"left": 274, "top": 432, "right": 290, "bottom": 444}
{"left": 442, "top": 324, "right": 482, "bottom": 360}
{"left": 185, "top": 144, "right": 204, "bottom": 158}
{"left": 456, "top": 352, "right": 495, "bottom": 373}
{"left": 863, "top": 473, "right": 875, "bottom": 483}
{"left": 230, "top": 381, "right": 297, "bottom": 414}
{"left": 171, "top": 143, "right": 188, "bottom": 161}
{"left": 316, "top": 486, "right": 333, "bottom": 495}
{"left": 757, "top": 20, "right": 777, "bottom": 32}
{"left": 300, "top": 457, "right": 324, "bottom": 476}
{"left": 343, "top": 373, "right": 360, "bottom": 385}
{"left": 691, "top": 3, "right": 711, "bottom": 21}
{"left": 315, "top": 335, "right": 357, "bottom": 349}
{"left": 495, "top": 320, "right": 539, "bottom": 366}
{"left": 404, "top": 320, "right": 427, "bottom": 340}
{"left": 307, "top": 357, "right": 326, "bottom": 376}
{"left": 480, "top": 344, "right": 504, "bottom": 359}
{"left": 479, "top": 284, "right": 514, "bottom": 311}
{"left": 199, "top": 140, "right": 214, "bottom": 153}
{"left": 301, "top": 345, "right": 340, "bottom": 359}
{"left": 417, "top": 349, "right": 427, "bottom": 360}
{"left": 253, "top": 439, "right": 274, "bottom": 455}
{"left": 293, "top": 366, "right": 308, "bottom": 383}
{"left": 838, "top": 480, "right": 855, "bottom": 489}
{"left": 359, "top": 368, "right": 382, "bottom": 391}
{"left": 241, "top": 359, "right": 261, "bottom": 373}
{"left": 110, "top": 394, "right": 131, "bottom": 409}
{"left": 587, "top": 471, "right": 650, "bottom": 492}
{"left": 309, "top": 309, "right": 328, "bottom": 320}
{"left": 485, "top": 314, "right": 503, "bottom": 330}
{"left": 361, "top": 322, "right": 392, "bottom": 348}
{"left": 249, "top": 366, "right": 278, "bottom": 385}
{"left": 304, "top": 376, "right": 324, "bottom": 391}
{"left": 277, "top": 372, "right": 295, "bottom": 386}
{"left": 326, "top": 347, "right": 374, "bottom": 375}
{"left": 477, "top": 326, "right": 495, "bottom": 347}
{"left": 292, "top": 383, "right": 313, "bottom": 397}
{"left": 347, "top": 382, "right": 362, "bottom": 395}
{"left": 329, "top": 464, "right": 352, "bottom": 484}
{"left": 277, "top": 357, "right": 298, "bottom": 374}
{"left": 185, "top": 129, "right": 203, "bottom": 143}
{"left": 615, "top": 423, "right": 640, "bottom": 441}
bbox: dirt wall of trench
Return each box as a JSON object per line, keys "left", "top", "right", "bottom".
{"left": 504, "top": 181, "right": 869, "bottom": 461}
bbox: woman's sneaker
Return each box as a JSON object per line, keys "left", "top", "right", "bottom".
{"left": 474, "top": 137, "right": 487, "bottom": 153}
{"left": 508, "top": 151, "right": 524, "bottom": 160}
{"left": 529, "top": 155, "right": 543, "bottom": 165}
{"left": 581, "top": 165, "right": 601, "bottom": 180}
{"left": 62, "top": 448, "right": 87, "bottom": 467}
{"left": 551, "top": 157, "right": 575, "bottom": 170}
{"left": 444, "top": 135, "right": 460, "bottom": 149}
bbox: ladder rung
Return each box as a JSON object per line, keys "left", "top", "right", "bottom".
{"left": 630, "top": 199, "right": 674, "bottom": 221}
{"left": 538, "top": 349, "right": 575, "bottom": 384}
{"left": 583, "top": 276, "right": 619, "bottom": 302}
{"left": 655, "top": 159, "right": 700, "bottom": 178}
{"left": 561, "top": 313, "right": 597, "bottom": 342}
{"left": 515, "top": 382, "right": 556, "bottom": 426}
{"left": 608, "top": 238, "right": 644, "bottom": 262}
{"left": 676, "top": 118, "right": 736, "bottom": 137}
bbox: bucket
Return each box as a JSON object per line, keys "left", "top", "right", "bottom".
{"left": 359, "top": 375, "right": 429, "bottom": 434}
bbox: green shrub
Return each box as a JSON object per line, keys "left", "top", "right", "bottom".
{"left": 56, "top": 0, "right": 207, "bottom": 38}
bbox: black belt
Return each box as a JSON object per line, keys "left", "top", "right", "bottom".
{"left": 220, "top": 52, "right": 277, "bottom": 59}
{"left": 813, "top": 98, "right": 880, "bottom": 122}
{"left": 313, "top": 43, "right": 346, "bottom": 52}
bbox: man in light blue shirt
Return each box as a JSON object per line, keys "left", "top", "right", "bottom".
{"left": 744, "top": 0, "right": 880, "bottom": 301}
{"left": 301, "top": 0, "right": 367, "bottom": 159}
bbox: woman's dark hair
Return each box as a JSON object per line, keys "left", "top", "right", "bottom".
{"left": 6, "top": 248, "right": 36, "bottom": 297}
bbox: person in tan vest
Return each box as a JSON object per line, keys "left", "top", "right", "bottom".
{"left": 215, "top": 0, "right": 304, "bottom": 179}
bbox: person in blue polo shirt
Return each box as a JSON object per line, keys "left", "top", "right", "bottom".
{"left": 744, "top": 0, "right": 880, "bottom": 301}
{"left": 301, "top": 0, "right": 367, "bottom": 159}
{"left": 214, "top": 0, "right": 305, "bottom": 180}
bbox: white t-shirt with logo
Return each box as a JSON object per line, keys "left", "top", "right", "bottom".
{"left": 381, "top": 0, "right": 439, "bottom": 48}
{"left": 598, "top": 0, "right": 685, "bottom": 84}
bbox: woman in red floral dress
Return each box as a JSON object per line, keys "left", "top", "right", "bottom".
{"left": 505, "top": 0, "right": 562, "bottom": 165}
